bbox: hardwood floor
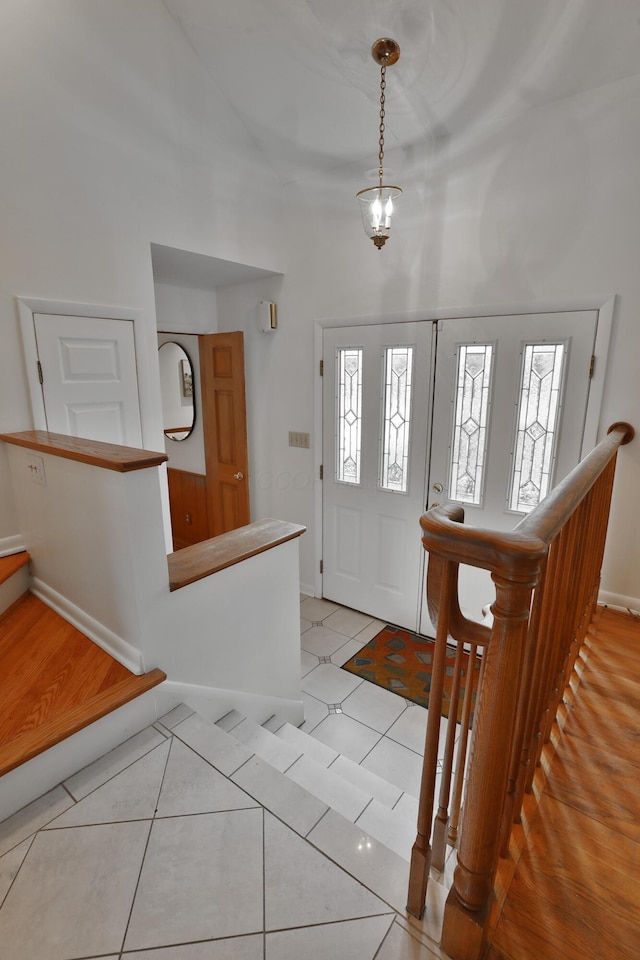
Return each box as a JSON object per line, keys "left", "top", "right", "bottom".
{"left": 0, "top": 551, "right": 29, "bottom": 585}
{"left": 0, "top": 592, "right": 165, "bottom": 777}
{"left": 487, "top": 607, "right": 640, "bottom": 960}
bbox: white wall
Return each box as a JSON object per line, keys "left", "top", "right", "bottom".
{"left": 422, "top": 75, "right": 640, "bottom": 607}
{"left": 1, "top": 2, "right": 639, "bottom": 609}
{"left": 217, "top": 75, "right": 640, "bottom": 606}
{"left": 0, "top": 0, "right": 283, "bottom": 550}
{"left": 155, "top": 281, "right": 218, "bottom": 336}
{"left": 4, "top": 439, "right": 303, "bottom": 712}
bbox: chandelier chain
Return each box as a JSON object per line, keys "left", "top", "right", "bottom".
{"left": 378, "top": 64, "right": 386, "bottom": 183}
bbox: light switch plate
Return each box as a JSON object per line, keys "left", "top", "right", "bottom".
{"left": 288, "top": 431, "right": 310, "bottom": 449}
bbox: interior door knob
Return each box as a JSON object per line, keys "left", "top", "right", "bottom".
{"left": 234, "top": 472, "right": 244, "bottom": 480}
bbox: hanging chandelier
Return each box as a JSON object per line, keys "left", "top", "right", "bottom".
{"left": 356, "top": 38, "right": 402, "bottom": 250}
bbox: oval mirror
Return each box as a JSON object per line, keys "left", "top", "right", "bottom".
{"left": 158, "top": 341, "right": 196, "bottom": 441}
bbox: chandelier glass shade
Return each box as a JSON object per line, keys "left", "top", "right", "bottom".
{"left": 357, "top": 39, "right": 402, "bottom": 250}
{"left": 356, "top": 184, "right": 403, "bottom": 249}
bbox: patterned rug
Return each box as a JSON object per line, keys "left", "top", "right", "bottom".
{"left": 341, "top": 624, "right": 481, "bottom": 723}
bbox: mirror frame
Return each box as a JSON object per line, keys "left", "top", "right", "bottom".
{"left": 158, "top": 340, "right": 196, "bottom": 441}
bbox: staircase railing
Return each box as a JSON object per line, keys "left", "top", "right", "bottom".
{"left": 406, "top": 422, "right": 634, "bottom": 960}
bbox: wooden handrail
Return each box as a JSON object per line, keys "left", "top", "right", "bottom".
{"left": 407, "top": 422, "right": 634, "bottom": 960}
{"left": 419, "top": 422, "right": 634, "bottom": 579}
{"left": 516, "top": 421, "right": 634, "bottom": 542}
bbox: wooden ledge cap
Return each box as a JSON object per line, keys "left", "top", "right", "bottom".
{"left": 168, "top": 518, "right": 306, "bottom": 591}
{"left": 0, "top": 431, "right": 168, "bottom": 472}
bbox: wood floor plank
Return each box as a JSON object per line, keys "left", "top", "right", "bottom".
{"left": 0, "top": 634, "right": 127, "bottom": 737}
{"left": 0, "top": 551, "right": 29, "bottom": 586}
{"left": 0, "top": 592, "right": 49, "bottom": 654}
{"left": 0, "top": 668, "right": 166, "bottom": 777}
{"left": 545, "top": 732, "right": 640, "bottom": 843}
{"left": 493, "top": 862, "right": 639, "bottom": 960}
{"left": 562, "top": 688, "right": 640, "bottom": 767}
{"left": 517, "top": 793, "right": 640, "bottom": 905}
{"left": 489, "top": 605, "right": 640, "bottom": 960}
{"left": 0, "top": 593, "right": 165, "bottom": 772}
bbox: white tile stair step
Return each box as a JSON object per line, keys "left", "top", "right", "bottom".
{"left": 215, "top": 711, "right": 419, "bottom": 860}
{"left": 273, "top": 721, "right": 339, "bottom": 766}
{"left": 216, "top": 712, "right": 302, "bottom": 774}
{"left": 273, "top": 721, "right": 413, "bottom": 810}
{"left": 217, "top": 712, "right": 370, "bottom": 821}
{"left": 355, "top": 799, "right": 418, "bottom": 862}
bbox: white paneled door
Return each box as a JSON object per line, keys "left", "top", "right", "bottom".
{"left": 323, "top": 311, "right": 599, "bottom": 636}
{"left": 322, "top": 322, "right": 434, "bottom": 630}
{"left": 33, "top": 313, "right": 143, "bottom": 447}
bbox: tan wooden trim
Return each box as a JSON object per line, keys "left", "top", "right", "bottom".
{"left": 0, "top": 668, "right": 166, "bottom": 777}
{"left": 0, "top": 430, "right": 168, "bottom": 472}
{"left": 167, "top": 518, "right": 306, "bottom": 591}
{"left": 0, "top": 551, "right": 30, "bottom": 586}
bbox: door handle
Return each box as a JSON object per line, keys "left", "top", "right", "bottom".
{"left": 234, "top": 472, "right": 244, "bottom": 480}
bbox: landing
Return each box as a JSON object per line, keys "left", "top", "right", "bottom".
{"left": 0, "top": 593, "right": 165, "bottom": 776}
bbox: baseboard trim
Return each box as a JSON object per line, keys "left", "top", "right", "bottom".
{"left": 598, "top": 589, "right": 640, "bottom": 615}
{"left": 160, "top": 680, "right": 305, "bottom": 727}
{"left": 31, "top": 577, "right": 146, "bottom": 674}
{"left": 0, "top": 535, "right": 26, "bottom": 558}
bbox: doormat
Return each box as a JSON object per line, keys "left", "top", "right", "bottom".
{"left": 341, "top": 624, "right": 481, "bottom": 723}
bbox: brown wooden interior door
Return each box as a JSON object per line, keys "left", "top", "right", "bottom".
{"left": 199, "top": 331, "right": 250, "bottom": 535}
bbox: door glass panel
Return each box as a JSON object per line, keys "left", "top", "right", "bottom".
{"left": 336, "top": 346, "right": 363, "bottom": 484}
{"left": 380, "top": 345, "right": 414, "bottom": 493}
{"left": 509, "top": 342, "right": 566, "bottom": 512}
{"left": 448, "top": 343, "right": 494, "bottom": 505}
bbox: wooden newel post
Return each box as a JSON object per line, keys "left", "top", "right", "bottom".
{"left": 441, "top": 569, "right": 538, "bottom": 960}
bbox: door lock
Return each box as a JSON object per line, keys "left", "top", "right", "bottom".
{"left": 432, "top": 482, "right": 444, "bottom": 493}
{"left": 234, "top": 472, "right": 244, "bottom": 480}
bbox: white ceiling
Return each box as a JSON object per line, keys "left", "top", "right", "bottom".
{"left": 163, "top": 0, "right": 640, "bottom": 186}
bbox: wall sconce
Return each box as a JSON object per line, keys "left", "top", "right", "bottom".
{"left": 258, "top": 300, "right": 278, "bottom": 333}
{"left": 356, "top": 38, "right": 402, "bottom": 250}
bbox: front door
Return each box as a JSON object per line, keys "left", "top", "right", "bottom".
{"left": 423, "top": 309, "right": 597, "bottom": 632}
{"left": 322, "top": 322, "right": 433, "bottom": 629}
{"left": 33, "top": 313, "right": 143, "bottom": 446}
{"left": 322, "top": 310, "right": 600, "bottom": 636}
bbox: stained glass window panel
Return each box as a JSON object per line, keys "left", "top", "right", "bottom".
{"left": 336, "top": 347, "right": 363, "bottom": 484}
{"left": 449, "top": 344, "right": 493, "bottom": 505}
{"left": 509, "top": 342, "right": 565, "bottom": 512}
{"left": 380, "top": 346, "right": 414, "bottom": 493}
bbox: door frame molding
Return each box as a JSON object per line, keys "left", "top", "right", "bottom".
{"left": 314, "top": 294, "right": 615, "bottom": 600}
{"left": 17, "top": 296, "right": 147, "bottom": 440}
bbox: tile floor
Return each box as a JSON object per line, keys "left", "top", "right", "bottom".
{"left": 298, "top": 596, "right": 450, "bottom": 815}
{"left": 0, "top": 598, "right": 450, "bottom": 960}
